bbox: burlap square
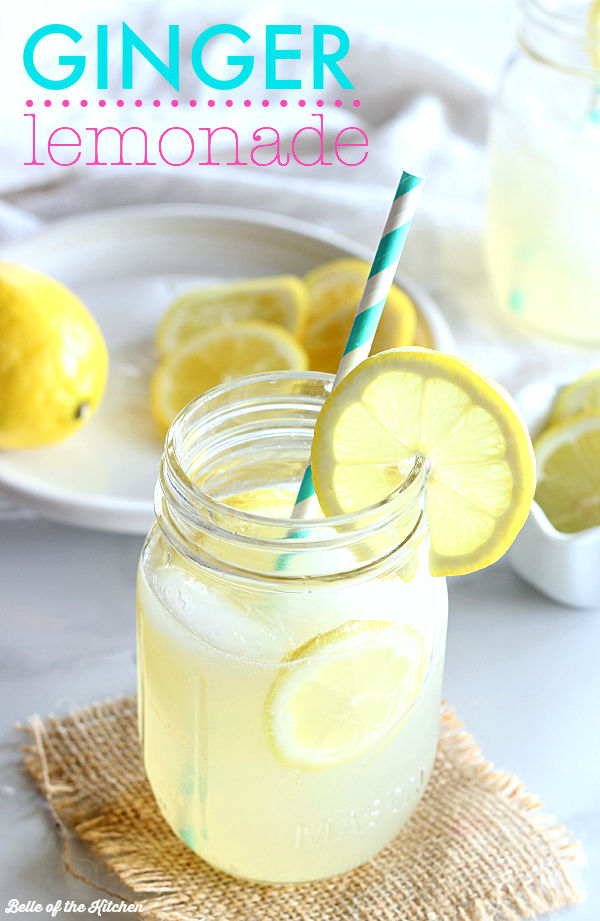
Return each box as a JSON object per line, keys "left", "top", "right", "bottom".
{"left": 21, "top": 698, "right": 584, "bottom": 921}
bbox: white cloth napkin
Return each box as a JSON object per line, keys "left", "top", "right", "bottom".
{"left": 0, "top": 4, "right": 597, "bottom": 519}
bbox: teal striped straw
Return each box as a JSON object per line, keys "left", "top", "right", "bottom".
{"left": 290, "top": 170, "right": 425, "bottom": 522}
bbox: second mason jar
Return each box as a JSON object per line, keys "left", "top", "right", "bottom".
{"left": 137, "top": 372, "right": 448, "bottom": 884}
{"left": 486, "top": 0, "right": 600, "bottom": 343}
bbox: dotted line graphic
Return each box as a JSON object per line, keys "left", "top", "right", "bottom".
{"left": 26, "top": 99, "right": 361, "bottom": 109}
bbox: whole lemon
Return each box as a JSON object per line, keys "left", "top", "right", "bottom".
{"left": 0, "top": 263, "right": 108, "bottom": 448}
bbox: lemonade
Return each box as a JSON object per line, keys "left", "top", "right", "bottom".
{"left": 485, "top": 0, "right": 600, "bottom": 342}
{"left": 137, "top": 528, "right": 446, "bottom": 883}
{"left": 138, "top": 353, "right": 535, "bottom": 883}
{"left": 486, "top": 107, "right": 600, "bottom": 342}
{"left": 137, "top": 373, "right": 448, "bottom": 883}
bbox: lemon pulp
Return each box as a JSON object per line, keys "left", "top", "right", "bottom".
{"left": 265, "top": 621, "right": 426, "bottom": 769}
{"left": 157, "top": 276, "right": 309, "bottom": 354}
{"left": 305, "top": 296, "right": 416, "bottom": 374}
{"left": 150, "top": 321, "right": 308, "bottom": 430}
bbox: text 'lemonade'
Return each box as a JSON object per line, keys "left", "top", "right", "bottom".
{"left": 138, "top": 373, "right": 447, "bottom": 883}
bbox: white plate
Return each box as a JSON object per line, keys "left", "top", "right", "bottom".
{"left": 0, "top": 204, "right": 454, "bottom": 534}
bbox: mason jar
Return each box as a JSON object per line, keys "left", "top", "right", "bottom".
{"left": 137, "top": 371, "right": 448, "bottom": 884}
{"left": 486, "top": 0, "right": 600, "bottom": 342}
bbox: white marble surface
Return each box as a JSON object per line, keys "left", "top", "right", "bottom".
{"left": 0, "top": 517, "right": 598, "bottom": 919}
{"left": 1, "top": 0, "right": 598, "bottom": 916}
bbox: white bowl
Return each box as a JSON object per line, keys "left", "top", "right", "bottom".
{"left": 508, "top": 375, "right": 600, "bottom": 609}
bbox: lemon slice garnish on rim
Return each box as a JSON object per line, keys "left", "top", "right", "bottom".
{"left": 150, "top": 321, "right": 308, "bottom": 430}
{"left": 265, "top": 620, "right": 426, "bottom": 769}
{"left": 310, "top": 348, "right": 536, "bottom": 577}
{"left": 156, "top": 276, "right": 309, "bottom": 354}
{"left": 534, "top": 411, "right": 600, "bottom": 533}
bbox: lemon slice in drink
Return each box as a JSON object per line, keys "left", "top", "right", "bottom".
{"left": 534, "top": 412, "right": 600, "bottom": 533}
{"left": 305, "top": 297, "right": 416, "bottom": 374}
{"left": 305, "top": 259, "right": 416, "bottom": 328}
{"left": 157, "top": 276, "right": 309, "bottom": 354}
{"left": 225, "top": 486, "right": 296, "bottom": 517}
{"left": 151, "top": 322, "right": 308, "bottom": 429}
{"left": 265, "top": 620, "right": 426, "bottom": 769}
{"left": 549, "top": 368, "right": 600, "bottom": 424}
{"left": 311, "top": 348, "right": 536, "bottom": 577}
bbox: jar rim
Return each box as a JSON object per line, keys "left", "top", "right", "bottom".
{"left": 163, "top": 370, "right": 427, "bottom": 535}
{"left": 154, "top": 371, "right": 429, "bottom": 582}
{"left": 519, "top": 0, "right": 600, "bottom": 76}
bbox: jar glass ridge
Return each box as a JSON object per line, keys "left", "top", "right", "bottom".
{"left": 137, "top": 372, "right": 448, "bottom": 883}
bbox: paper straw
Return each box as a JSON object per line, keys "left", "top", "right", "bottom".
{"left": 291, "top": 170, "right": 425, "bottom": 522}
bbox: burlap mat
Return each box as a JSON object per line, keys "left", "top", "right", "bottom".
{"left": 21, "top": 697, "right": 584, "bottom": 921}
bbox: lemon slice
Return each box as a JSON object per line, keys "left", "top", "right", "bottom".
{"left": 534, "top": 412, "right": 600, "bottom": 533}
{"left": 305, "top": 297, "right": 416, "bottom": 374}
{"left": 224, "top": 486, "right": 296, "bottom": 517}
{"left": 305, "top": 259, "right": 416, "bottom": 328}
{"left": 157, "top": 276, "right": 309, "bottom": 353}
{"left": 311, "top": 348, "right": 536, "bottom": 577}
{"left": 549, "top": 368, "right": 600, "bottom": 424}
{"left": 265, "top": 620, "right": 426, "bottom": 769}
{"left": 151, "top": 322, "right": 308, "bottom": 430}
{"left": 414, "top": 310, "right": 434, "bottom": 349}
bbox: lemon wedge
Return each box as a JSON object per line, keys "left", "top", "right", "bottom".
{"left": 535, "top": 412, "right": 600, "bottom": 533}
{"left": 305, "top": 296, "right": 416, "bottom": 374}
{"left": 265, "top": 620, "right": 426, "bottom": 769}
{"left": 157, "top": 276, "right": 309, "bottom": 354}
{"left": 549, "top": 368, "right": 600, "bottom": 424}
{"left": 151, "top": 321, "right": 308, "bottom": 430}
{"left": 311, "top": 348, "right": 536, "bottom": 577}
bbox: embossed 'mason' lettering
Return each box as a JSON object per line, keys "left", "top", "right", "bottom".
{"left": 296, "top": 768, "right": 429, "bottom": 848}
{"left": 296, "top": 817, "right": 333, "bottom": 847}
{"left": 389, "top": 767, "right": 427, "bottom": 813}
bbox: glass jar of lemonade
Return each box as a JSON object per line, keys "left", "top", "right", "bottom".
{"left": 486, "top": 0, "right": 600, "bottom": 343}
{"left": 137, "top": 372, "right": 447, "bottom": 884}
